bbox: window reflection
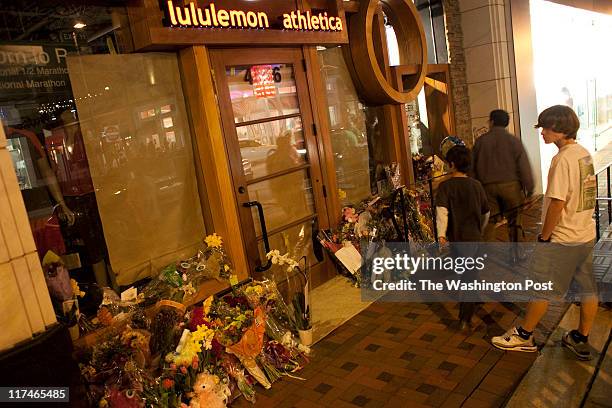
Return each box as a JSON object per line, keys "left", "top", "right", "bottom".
{"left": 317, "top": 46, "right": 373, "bottom": 205}
{"left": 238, "top": 117, "right": 306, "bottom": 180}
{"left": 0, "top": 4, "right": 205, "bottom": 289}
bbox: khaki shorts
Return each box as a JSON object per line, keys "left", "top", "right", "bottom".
{"left": 530, "top": 241, "right": 596, "bottom": 300}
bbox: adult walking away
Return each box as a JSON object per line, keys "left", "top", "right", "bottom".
{"left": 492, "top": 105, "right": 598, "bottom": 360}
{"left": 473, "top": 110, "right": 534, "bottom": 251}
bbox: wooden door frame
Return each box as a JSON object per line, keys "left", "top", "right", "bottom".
{"left": 178, "top": 46, "right": 249, "bottom": 282}
{"left": 209, "top": 47, "right": 329, "bottom": 276}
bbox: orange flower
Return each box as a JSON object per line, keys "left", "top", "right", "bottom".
{"left": 162, "top": 378, "right": 174, "bottom": 389}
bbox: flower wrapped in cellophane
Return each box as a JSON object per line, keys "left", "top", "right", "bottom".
{"left": 241, "top": 280, "right": 296, "bottom": 341}
{"left": 220, "top": 354, "right": 256, "bottom": 404}
{"left": 139, "top": 234, "right": 233, "bottom": 306}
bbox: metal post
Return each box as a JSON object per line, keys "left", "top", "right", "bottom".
{"left": 429, "top": 178, "right": 437, "bottom": 242}
{"left": 595, "top": 174, "right": 601, "bottom": 242}
{"left": 607, "top": 166, "right": 611, "bottom": 226}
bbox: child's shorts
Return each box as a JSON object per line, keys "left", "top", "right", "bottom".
{"left": 529, "top": 240, "right": 597, "bottom": 300}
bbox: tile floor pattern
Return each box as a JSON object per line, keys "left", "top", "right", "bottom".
{"left": 233, "top": 301, "right": 552, "bottom": 408}
{"left": 231, "top": 197, "right": 573, "bottom": 407}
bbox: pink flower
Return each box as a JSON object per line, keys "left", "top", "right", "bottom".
{"left": 343, "top": 207, "right": 358, "bottom": 223}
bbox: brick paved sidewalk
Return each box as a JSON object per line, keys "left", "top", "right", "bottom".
{"left": 230, "top": 198, "right": 574, "bottom": 407}
{"left": 233, "top": 300, "right": 566, "bottom": 408}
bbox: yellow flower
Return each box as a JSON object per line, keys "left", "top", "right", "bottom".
{"left": 338, "top": 189, "right": 347, "bottom": 200}
{"left": 171, "top": 326, "right": 215, "bottom": 366}
{"left": 204, "top": 233, "right": 223, "bottom": 248}
{"left": 70, "top": 279, "right": 85, "bottom": 298}
{"left": 203, "top": 296, "right": 213, "bottom": 315}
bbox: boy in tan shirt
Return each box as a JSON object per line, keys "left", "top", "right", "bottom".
{"left": 491, "top": 105, "right": 598, "bottom": 360}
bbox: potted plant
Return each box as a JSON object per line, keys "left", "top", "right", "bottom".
{"left": 292, "top": 291, "right": 312, "bottom": 346}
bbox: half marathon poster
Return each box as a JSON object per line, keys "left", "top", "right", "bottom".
{"left": 0, "top": 43, "right": 74, "bottom": 125}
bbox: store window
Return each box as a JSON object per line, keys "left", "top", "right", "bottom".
{"left": 1, "top": 4, "right": 205, "bottom": 292}
{"left": 317, "top": 46, "right": 389, "bottom": 206}
{"left": 531, "top": 0, "right": 612, "bottom": 159}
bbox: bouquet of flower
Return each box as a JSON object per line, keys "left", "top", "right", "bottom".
{"left": 220, "top": 354, "right": 256, "bottom": 404}
{"left": 150, "top": 306, "right": 184, "bottom": 359}
{"left": 209, "top": 299, "right": 254, "bottom": 347}
{"left": 262, "top": 340, "right": 307, "bottom": 375}
{"left": 81, "top": 336, "right": 158, "bottom": 407}
{"left": 265, "top": 251, "right": 311, "bottom": 333}
{"left": 391, "top": 187, "right": 433, "bottom": 244}
{"left": 412, "top": 153, "right": 433, "bottom": 181}
{"left": 139, "top": 234, "right": 233, "bottom": 306}
{"left": 242, "top": 280, "right": 295, "bottom": 342}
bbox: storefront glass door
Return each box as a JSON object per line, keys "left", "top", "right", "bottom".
{"left": 211, "top": 48, "right": 327, "bottom": 282}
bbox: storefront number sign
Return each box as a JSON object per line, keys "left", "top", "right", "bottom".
{"left": 247, "top": 65, "right": 278, "bottom": 98}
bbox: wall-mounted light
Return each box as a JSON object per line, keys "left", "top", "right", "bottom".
{"left": 73, "top": 22, "right": 87, "bottom": 29}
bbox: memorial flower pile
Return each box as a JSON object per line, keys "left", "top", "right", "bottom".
{"left": 78, "top": 274, "right": 309, "bottom": 407}
{"left": 318, "top": 178, "right": 434, "bottom": 286}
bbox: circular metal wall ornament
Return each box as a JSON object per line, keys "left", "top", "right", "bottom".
{"left": 349, "top": 0, "right": 428, "bottom": 105}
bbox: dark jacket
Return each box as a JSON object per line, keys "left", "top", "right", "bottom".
{"left": 472, "top": 126, "right": 534, "bottom": 194}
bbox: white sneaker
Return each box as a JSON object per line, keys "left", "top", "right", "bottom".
{"left": 491, "top": 327, "right": 537, "bottom": 352}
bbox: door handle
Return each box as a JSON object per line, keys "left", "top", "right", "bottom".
{"left": 242, "top": 201, "right": 272, "bottom": 272}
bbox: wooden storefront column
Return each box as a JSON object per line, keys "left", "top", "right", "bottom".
{"left": 424, "top": 64, "right": 456, "bottom": 157}
{"left": 178, "top": 46, "right": 249, "bottom": 281}
{"left": 373, "top": 5, "right": 410, "bottom": 186}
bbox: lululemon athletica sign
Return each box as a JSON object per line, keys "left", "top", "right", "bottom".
{"left": 164, "top": 0, "right": 343, "bottom": 32}
{"left": 128, "top": 0, "right": 348, "bottom": 48}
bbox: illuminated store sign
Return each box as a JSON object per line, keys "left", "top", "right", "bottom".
{"left": 164, "top": 1, "right": 344, "bottom": 32}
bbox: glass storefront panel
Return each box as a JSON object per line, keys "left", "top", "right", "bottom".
{"left": 237, "top": 116, "right": 306, "bottom": 180}
{"left": 531, "top": 0, "right": 612, "bottom": 184}
{"left": 247, "top": 168, "right": 315, "bottom": 237}
{"left": 317, "top": 46, "right": 374, "bottom": 206}
{"left": 1, "top": 4, "right": 205, "bottom": 288}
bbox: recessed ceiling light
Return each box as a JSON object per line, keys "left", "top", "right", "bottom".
{"left": 73, "top": 22, "right": 86, "bottom": 29}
